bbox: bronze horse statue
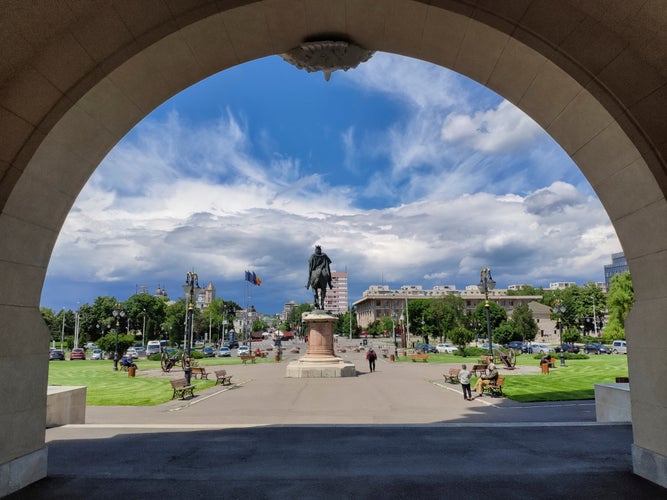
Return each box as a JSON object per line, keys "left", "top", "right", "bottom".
{"left": 306, "top": 245, "right": 333, "bottom": 310}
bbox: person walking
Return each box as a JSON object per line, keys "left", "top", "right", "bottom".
{"left": 366, "top": 347, "right": 377, "bottom": 373}
{"left": 459, "top": 364, "right": 472, "bottom": 400}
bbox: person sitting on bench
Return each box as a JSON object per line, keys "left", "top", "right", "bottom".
{"left": 121, "top": 356, "right": 137, "bottom": 369}
{"left": 473, "top": 362, "right": 498, "bottom": 398}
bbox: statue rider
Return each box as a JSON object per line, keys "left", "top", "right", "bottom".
{"left": 306, "top": 245, "right": 333, "bottom": 309}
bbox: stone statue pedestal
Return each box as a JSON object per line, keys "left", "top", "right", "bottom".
{"left": 286, "top": 310, "right": 356, "bottom": 378}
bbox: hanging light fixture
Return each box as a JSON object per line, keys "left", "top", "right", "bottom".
{"left": 281, "top": 40, "right": 375, "bottom": 81}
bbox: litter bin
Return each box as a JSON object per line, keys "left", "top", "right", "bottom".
{"left": 390, "top": 354, "right": 395, "bottom": 362}
{"left": 128, "top": 366, "right": 136, "bottom": 377}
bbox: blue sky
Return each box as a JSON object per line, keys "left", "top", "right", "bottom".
{"left": 41, "top": 52, "right": 621, "bottom": 315}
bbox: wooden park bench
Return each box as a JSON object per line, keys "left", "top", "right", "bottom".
{"left": 170, "top": 378, "right": 195, "bottom": 400}
{"left": 482, "top": 376, "right": 505, "bottom": 397}
{"left": 214, "top": 369, "right": 233, "bottom": 386}
{"left": 443, "top": 368, "right": 460, "bottom": 384}
{"left": 190, "top": 366, "right": 209, "bottom": 379}
{"left": 471, "top": 364, "right": 488, "bottom": 376}
{"left": 240, "top": 355, "right": 256, "bottom": 364}
{"left": 410, "top": 353, "right": 429, "bottom": 362}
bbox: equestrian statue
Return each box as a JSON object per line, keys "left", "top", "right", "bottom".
{"left": 306, "top": 245, "right": 333, "bottom": 310}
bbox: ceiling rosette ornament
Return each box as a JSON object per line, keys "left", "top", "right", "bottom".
{"left": 281, "top": 40, "right": 375, "bottom": 81}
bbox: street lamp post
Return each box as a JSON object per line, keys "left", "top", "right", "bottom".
{"left": 421, "top": 317, "right": 425, "bottom": 344}
{"left": 112, "top": 303, "right": 125, "bottom": 371}
{"left": 142, "top": 309, "right": 147, "bottom": 347}
{"left": 60, "top": 308, "right": 66, "bottom": 350}
{"left": 391, "top": 312, "right": 397, "bottom": 358}
{"left": 553, "top": 299, "right": 566, "bottom": 367}
{"left": 182, "top": 271, "right": 201, "bottom": 385}
{"left": 96, "top": 323, "right": 108, "bottom": 355}
{"left": 478, "top": 266, "right": 496, "bottom": 358}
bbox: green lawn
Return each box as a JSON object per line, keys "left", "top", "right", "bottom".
{"left": 499, "top": 355, "right": 629, "bottom": 402}
{"left": 50, "top": 353, "right": 629, "bottom": 405}
{"left": 47, "top": 356, "right": 267, "bottom": 406}
{"left": 397, "top": 351, "right": 629, "bottom": 402}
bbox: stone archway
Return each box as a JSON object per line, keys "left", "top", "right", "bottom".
{"left": 1, "top": 1, "right": 665, "bottom": 494}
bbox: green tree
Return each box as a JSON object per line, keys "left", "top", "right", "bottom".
{"left": 283, "top": 303, "right": 313, "bottom": 333}
{"left": 510, "top": 303, "right": 538, "bottom": 342}
{"left": 252, "top": 319, "right": 268, "bottom": 332}
{"left": 164, "top": 299, "right": 187, "bottom": 346}
{"left": 473, "top": 302, "right": 507, "bottom": 338}
{"left": 40, "top": 307, "right": 60, "bottom": 341}
{"left": 604, "top": 271, "right": 634, "bottom": 340}
{"left": 335, "top": 308, "right": 357, "bottom": 337}
{"left": 449, "top": 327, "right": 475, "bottom": 357}
{"left": 562, "top": 328, "right": 580, "bottom": 343}
{"left": 493, "top": 322, "right": 515, "bottom": 346}
{"left": 97, "top": 332, "right": 136, "bottom": 358}
{"left": 429, "top": 296, "right": 465, "bottom": 341}
{"left": 122, "top": 293, "right": 168, "bottom": 341}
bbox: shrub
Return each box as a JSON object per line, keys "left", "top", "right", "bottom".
{"left": 533, "top": 352, "right": 589, "bottom": 360}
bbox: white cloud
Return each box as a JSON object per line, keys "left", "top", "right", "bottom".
{"left": 441, "top": 100, "right": 543, "bottom": 154}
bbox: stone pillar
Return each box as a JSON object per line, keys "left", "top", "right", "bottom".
{"left": 286, "top": 310, "right": 356, "bottom": 378}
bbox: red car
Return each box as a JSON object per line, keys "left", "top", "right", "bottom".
{"left": 70, "top": 348, "right": 86, "bottom": 360}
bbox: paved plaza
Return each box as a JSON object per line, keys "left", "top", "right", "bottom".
{"left": 10, "top": 344, "right": 665, "bottom": 499}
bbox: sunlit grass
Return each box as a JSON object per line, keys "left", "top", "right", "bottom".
{"left": 396, "top": 350, "right": 628, "bottom": 402}
{"left": 47, "top": 357, "right": 259, "bottom": 406}
{"left": 50, "top": 352, "right": 629, "bottom": 405}
{"left": 501, "top": 355, "right": 629, "bottom": 402}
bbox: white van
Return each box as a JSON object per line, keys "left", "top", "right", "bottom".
{"left": 146, "top": 340, "right": 162, "bottom": 356}
{"left": 612, "top": 340, "right": 627, "bottom": 354}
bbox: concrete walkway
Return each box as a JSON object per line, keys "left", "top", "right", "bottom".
{"left": 10, "top": 345, "right": 665, "bottom": 498}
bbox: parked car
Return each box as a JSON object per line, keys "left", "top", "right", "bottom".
{"left": 584, "top": 343, "right": 612, "bottom": 355}
{"left": 415, "top": 343, "right": 437, "bottom": 354}
{"left": 133, "top": 347, "right": 147, "bottom": 358}
{"left": 612, "top": 340, "right": 627, "bottom": 354}
{"left": 84, "top": 342, "right": 98, "bottom": 350}
{"left": 70, "top": 348, "right": 86, "bottom": 360}
{"left": 217, "top": 347, "right": 231, "bottom": 357}
{"left": 49, "top": 349, "right": 65, "bottom": 361}
{"left": 478, "top": 342, "right": 501, "bottom": 352}
{"left": 505, "top": 341, "right": 530, "bottom": 352}
{"left": 436, "top": 343, "right": 459, "bottom": 353}
{"left": 530, "top": 343, "right": 552, "bottom": 354}
{"left": 126, "top": 347, "right": 138, "bottom": 359}
{"left": 91, "top": 348, "right": 104, "bottom": 360}
{"left": 554, "top": 343, "right": 580, "bottom": 354}
{"left": 202, "top": 347, "right": 215, "bottom": 357}
{"left": 237, "top": 345, "right": 250, "bottom": 356}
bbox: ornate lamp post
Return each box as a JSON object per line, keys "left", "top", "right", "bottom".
{"left": 391, "top": 312, "right": 398, "bottom": 358}
{"left": 111, "top": 303, "right": 125, "bottom": 371}
{"left": 553, "top": 299, "right": 566, "bottom": 367}
{"left": 182, "top": 271, "right": 201, "bottom": 385}
{"left": 478, "top": 267, "right": 496, "bottom": 357}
